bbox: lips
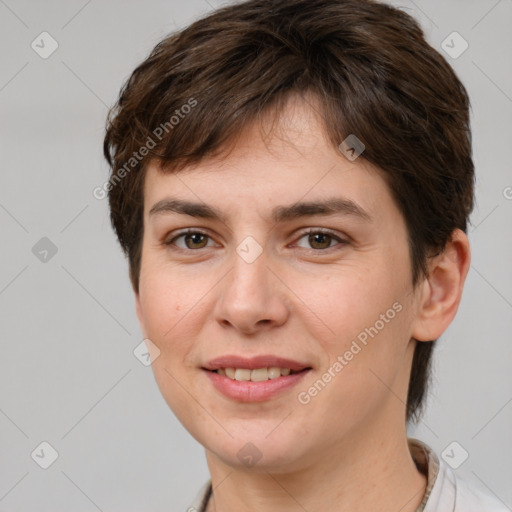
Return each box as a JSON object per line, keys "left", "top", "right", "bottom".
{"left": 202, "top": 354, "right": 312, "bottom": 402}
{"left": 202, "top": 355, "right": 311, "bottom": 372}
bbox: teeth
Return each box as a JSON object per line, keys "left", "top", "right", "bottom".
{"left": 268, "top": 367, "right": 282, "bottom": 379}
{"left": 234, "top": 368, "right": 251, "bottom": 381}
{"left": 250, "top": 368, "right": 269, "bottom": 381}
{"left": 217, "top": 367, "right": 298, "bottom": 381}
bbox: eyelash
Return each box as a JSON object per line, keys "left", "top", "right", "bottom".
{"left": 164, "top": 228, "right": 347, "bottom": 253}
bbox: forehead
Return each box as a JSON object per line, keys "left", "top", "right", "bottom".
{"left": 142, "top": 93, "right": 393, "bottom": 222}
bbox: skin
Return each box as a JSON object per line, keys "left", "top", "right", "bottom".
{"left": 134, "top": 92, "right": 470, "bottom": 512}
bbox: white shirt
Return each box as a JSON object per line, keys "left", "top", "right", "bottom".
{"left": 187, "top": 438, "right": 509, "bottom": 511}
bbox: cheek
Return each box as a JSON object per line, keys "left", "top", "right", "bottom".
{"left": 138, "top": 263, "right": 218, "bottom": 368}
{"left": 138, "top": 270, "right": 204, "bottom": 417}
{"left": 302, "top": 266, "right": 412, "bottom": 391}
{"left": 138, "top": 269, "right": 191, "bottom": 348}
{"left": 305, "top": 265, "right": 401, "bottom": 340}
{"left": 303, "top": 313, "right": 411, "bottom": 436}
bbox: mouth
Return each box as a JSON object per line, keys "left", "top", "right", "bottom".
{"left": 201, "top": 355, "right": 313, "bottom": 402}
{"left": 204, "top": 366, "right": 311, "bottom": 381}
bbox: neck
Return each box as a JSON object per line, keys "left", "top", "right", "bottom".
{"left": 204, "top": 419, "right": 427, "bottom": 512}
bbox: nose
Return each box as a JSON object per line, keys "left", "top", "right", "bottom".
{"left": 213, "top": 244, "right": 289, "bottom": 335}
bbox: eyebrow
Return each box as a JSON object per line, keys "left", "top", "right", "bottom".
{"left": 148, "top": 197, "right": 372, "bottom": 223}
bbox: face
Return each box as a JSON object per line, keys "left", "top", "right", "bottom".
{"left": 135, "top": 93, "right": 424, "bottom": 473}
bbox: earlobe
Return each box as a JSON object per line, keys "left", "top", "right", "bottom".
{"left": 412, "top": 229, "right": 471, "bottom": 342}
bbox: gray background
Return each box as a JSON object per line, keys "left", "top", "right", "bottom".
{"left": 1, "top": 0, "right": 511, "bottom": 510}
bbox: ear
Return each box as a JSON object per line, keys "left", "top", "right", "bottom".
{"left": 412, "top": 229, "right": 471, "bottom": 342}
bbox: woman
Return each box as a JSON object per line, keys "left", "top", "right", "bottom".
{"left": 103, "top": 0, "right": 507, "bottom": 510}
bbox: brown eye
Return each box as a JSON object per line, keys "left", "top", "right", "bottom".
{"left": 183, "top": 232, "right": 209, "bottom": 249}
{"left": 295, "top": 229, "right": 346, "bottom": 251}
{"left": 165, "top": 230, "right": 213, "bottom": 250}
{"left": 308, "top": 232, "right": 333, "bottom": 250}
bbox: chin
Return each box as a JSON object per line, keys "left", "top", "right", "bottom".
{"left": 200, "top": 427, "right": 312, "bottom": 473}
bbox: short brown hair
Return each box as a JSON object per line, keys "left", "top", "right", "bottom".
{"left": 103, "top": 0, "right": 474, "bottom": 424}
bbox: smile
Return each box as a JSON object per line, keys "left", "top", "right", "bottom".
{"left": 202, "top": 354, "right": 312, "bottom": 401}
{"left": 215, "top": 367, "right": 301, "bottom": 381}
